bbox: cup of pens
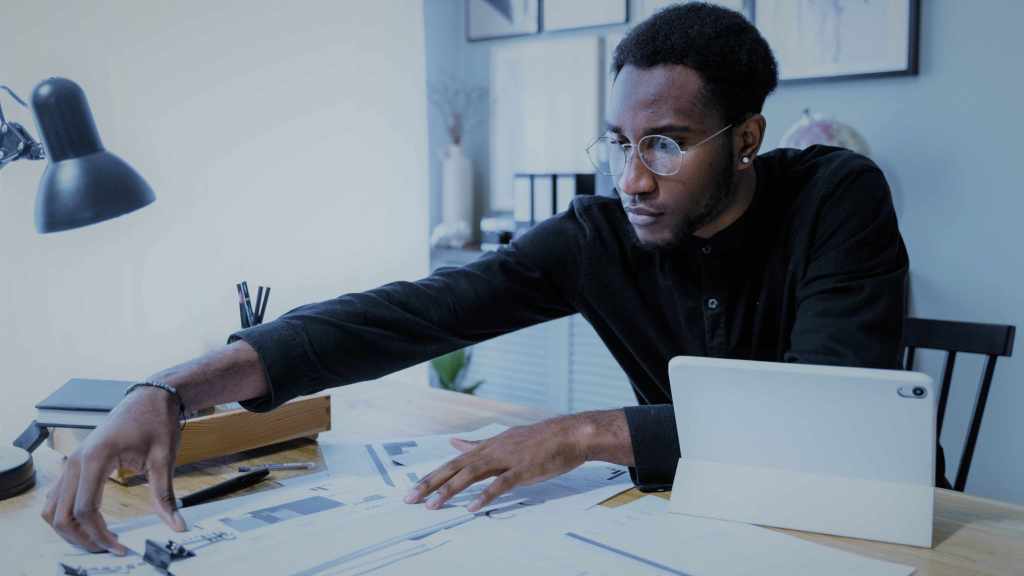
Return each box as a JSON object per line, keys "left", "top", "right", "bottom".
{"left": 237, "top": 281, "right": 270, "bottom": 328}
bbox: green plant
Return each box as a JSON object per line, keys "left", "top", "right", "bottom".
{"left": 430, "top": 348, "right": 484, "bottom": 395}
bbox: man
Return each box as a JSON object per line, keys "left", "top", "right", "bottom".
{"left": 44, "top": 3, "right": 921, "bottom": 556}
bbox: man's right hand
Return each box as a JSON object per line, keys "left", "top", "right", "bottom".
{"left": 41, "top": 386, "right": 187, "bottom": 555}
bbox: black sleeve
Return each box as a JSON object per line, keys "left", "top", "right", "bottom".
{"left": 228, "top": 208, "right": 587, "bottom": 412}
{"left": 784, "top": 168, "right": 908, "bottom": 369}
{"left": 623, "top": 404, "right": 678, "bottom": 490}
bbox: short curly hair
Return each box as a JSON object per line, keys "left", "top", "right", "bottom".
{"left": 612, "top": 2, "right": 778, "bottom": 124}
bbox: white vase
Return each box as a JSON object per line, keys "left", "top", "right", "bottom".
{"left": 435, "top": 144, "right": 474, "bottom": 247}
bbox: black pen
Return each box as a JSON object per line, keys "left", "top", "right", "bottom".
{"left": 254, "top": 286, "right": 264, "bottom": 325}
{"left": 236, "top": 284, "right": 249, "bottom": 328}
{"left": 175, "top": 469, "right": 270, "bottom": 509}
{"left": 258, "top": 286, "right": 271, "bottom": 323}
{"left": 241, "top": 281, "right": 255, "bottom": 326}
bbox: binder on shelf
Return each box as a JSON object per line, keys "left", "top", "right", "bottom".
{"left": 513, "top": 173, "right": 595, "bottom": 231}
{"left": 532, "top": 176, "right": 555, "bottom": 223}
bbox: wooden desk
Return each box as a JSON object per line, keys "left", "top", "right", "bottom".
{"left": 3, "top": 380, "right": 1023, "bottom": 575}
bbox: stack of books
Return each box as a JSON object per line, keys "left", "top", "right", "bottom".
{"left": 39, "top": 379, "right": 331, "bottom": 483}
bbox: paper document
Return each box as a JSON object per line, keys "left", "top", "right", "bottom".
{"left": 571, "top": 497, "right": 916, "bottom": 576}
{"left": 319, "top": 423, "right": 509, "bottom": 488}
{"left": 56, "top": 458, "right": 631, "bottom": 575}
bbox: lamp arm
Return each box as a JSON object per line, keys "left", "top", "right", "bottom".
{"left": 0, "top": 85, "right": 45, "bottom": 171}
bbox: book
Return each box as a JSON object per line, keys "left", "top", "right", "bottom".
{"left": 48, "top": 394, "right": 332, "bottom": 483}
{"left": 35, "top": 379, "right": 135, "bottom": 428}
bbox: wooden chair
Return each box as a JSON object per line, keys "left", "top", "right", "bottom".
{"left": 903, "top": 318, "right": 1015, "bottom": 492}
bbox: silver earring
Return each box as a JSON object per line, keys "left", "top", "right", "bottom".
{"left": 741, "top": 156, "right": 750, "bottom": 164}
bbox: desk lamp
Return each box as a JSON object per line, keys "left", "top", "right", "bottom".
{"left": 0, "top": 78, "right": 155, "bottom": 500}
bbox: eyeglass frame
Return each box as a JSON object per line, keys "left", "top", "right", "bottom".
{"left": 585, "top": 123, "right": 734, "bottom": 177}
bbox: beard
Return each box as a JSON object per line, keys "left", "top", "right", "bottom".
{"left": 623, "top": 142, "right": 737, "bottom": 253}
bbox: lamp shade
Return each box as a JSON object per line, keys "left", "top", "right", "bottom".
{"left": 30, "top": 77, "right": 155, "bottom": 233}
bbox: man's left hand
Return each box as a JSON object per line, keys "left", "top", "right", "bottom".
{"left": 403, "top": 415, "right": 590, "bottom": 512}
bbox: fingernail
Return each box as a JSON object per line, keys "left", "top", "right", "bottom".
{"left": 426, "top": 494, "right": 441, "bottom": 509}
{"left": 467, "top": 498, "right": 483, "bottom": 512}
{"left": 403, "top": 490, "right": 418, "bottom": 504}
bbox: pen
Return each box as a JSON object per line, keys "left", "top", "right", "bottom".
{"left": 176, "top": 469, "right": 270, "bottom": 509}
{"left": 254, "top": 286, "right": 264, "bottom": 325}
{"left": 236, "top": 284, "right": 249, "bottom": 328}
{"left": 258, "top": 286, "right": 271, "bottom": 324}
{"left": 241, "top": 281, "right": 255, "bottom": 326}
{"left": 238, "top": 462, "right": 315, "bottom": 473}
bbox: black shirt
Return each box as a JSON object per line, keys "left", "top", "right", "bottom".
{"left": 230, "top": 146, "right": 915, "bottom": 488}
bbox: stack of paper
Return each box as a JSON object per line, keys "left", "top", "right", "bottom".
{"left": 54, "top": 423, "right": 915, "bottom": 576}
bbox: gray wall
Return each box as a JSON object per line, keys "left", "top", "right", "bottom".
{"left": 424, "top": 0, "right": 1024, "bottom": 504}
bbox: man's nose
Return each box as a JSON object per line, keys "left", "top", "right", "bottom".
{"left": 617, "top": 149, "right": 655, "bottom": 199}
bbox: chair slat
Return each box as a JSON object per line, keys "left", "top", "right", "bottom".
{"left": 954, "top": 355, "right": 1000, "bottom": 492}
{"left": 935, "top": 351, "right": 956, "bottom": 438}
{"left": 904, "top": 318, "right": 1014, "bottom": 357}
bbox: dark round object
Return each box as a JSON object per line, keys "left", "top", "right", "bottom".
{"left": 913, "top": 387, "right": 925, "bottom": 397}
{"left": 0, "top": 445, "right": 35, "bottom": 500}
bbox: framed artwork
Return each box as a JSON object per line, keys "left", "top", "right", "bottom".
{"left": 466, "top": 0, "right": 540, "bottom": 41}
{"left": 754, "top": 0, "right": 920, "bottom": 82}
{"left": 636, "top": 0, "right": 751, "bottom": 21}
{"left": 543, "top": 0, "right": 628, "bottom": 33}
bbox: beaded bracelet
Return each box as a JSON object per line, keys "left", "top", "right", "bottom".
{"left": 125, "top": 381, "right": 188, "bottom": 427}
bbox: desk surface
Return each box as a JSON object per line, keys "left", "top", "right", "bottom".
{"left": 3, "top": 380, "right": 1023, "bottom": 575}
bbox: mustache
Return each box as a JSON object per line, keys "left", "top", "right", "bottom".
{"left": 617, "top": 189, "right": 659, "bottom": 211}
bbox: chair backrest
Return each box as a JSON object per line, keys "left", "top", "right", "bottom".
{"left": 903, "top": 317, "right": 1015, "bottom": 492}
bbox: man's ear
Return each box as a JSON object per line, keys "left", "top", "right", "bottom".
{"left": 735, "top": 114, "right": 766, "bottom": 171}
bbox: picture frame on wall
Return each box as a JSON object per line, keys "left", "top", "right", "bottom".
{"left": 466, "top": 0, "right": 540, "bottom": 42}
{"left": 543, "top": 0, "right": 628, "bottom": 33}
{"left": 636, "top": 0, "right": 751, "bottom": 22}
{"left": 754, "top": 0, "right": 920, "bottom": 82}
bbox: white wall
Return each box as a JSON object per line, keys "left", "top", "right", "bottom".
{"left": 0, "top": 0, "right": 430, "bottom": 439}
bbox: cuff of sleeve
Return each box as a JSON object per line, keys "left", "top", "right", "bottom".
{"left": 623, "top": 404, "right": 680, "bottom": 490}
{"left": 227, "top": 319, "right": 323, "bottom": 413}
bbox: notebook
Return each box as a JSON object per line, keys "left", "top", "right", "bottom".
{"left": 35, "top": 378, "right": 135, "bottom": 428}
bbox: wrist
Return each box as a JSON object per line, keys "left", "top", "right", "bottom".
{"left": 126, "top": 381, "right": 187, "bottom": 422}
{"left": 572, "top": 409, "right": 635, "bottom": 466}
{"left": 572, "top": 412, "right": 600, "bottom": 462}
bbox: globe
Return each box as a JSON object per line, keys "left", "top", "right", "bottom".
{"left": 779, "top": 109, "right": 871, "bottom": 156}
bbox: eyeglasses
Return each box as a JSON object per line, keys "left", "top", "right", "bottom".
{"left": 585, "top": 124, "right": 733, "bottom": 177}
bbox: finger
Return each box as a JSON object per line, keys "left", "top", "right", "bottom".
{"left": 426, "top": 463, "right": 493, "bottom": 510}
{"left": 74, "top": 452, "right": 127, "bottom": 556}
{"left": 53, "top": 457, "right": 104, "bottom": 552}
{"left": 449, "top": 437, "right": 479, "bottom": 453}
{"left": 467, "top": 470, "right": 520, "bottom": 513}
{"left": 146, "top": 452, "right": 186, "bottom": 532}
{"left": 403, "top": 454, "right": 471, "bottom": 504}
{"left": 41, "top": 475, "right": 62, "bottom": 526}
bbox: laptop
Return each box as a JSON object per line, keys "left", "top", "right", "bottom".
{"left": 667, "top": 356, "right": 936, "bottom": 548}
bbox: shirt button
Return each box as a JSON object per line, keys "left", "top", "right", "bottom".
{"left": 701, "top": 245, "right": 712, "bottom": 255}
{"left": 707, "top": 297, "right": 720, "bottom": 310}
